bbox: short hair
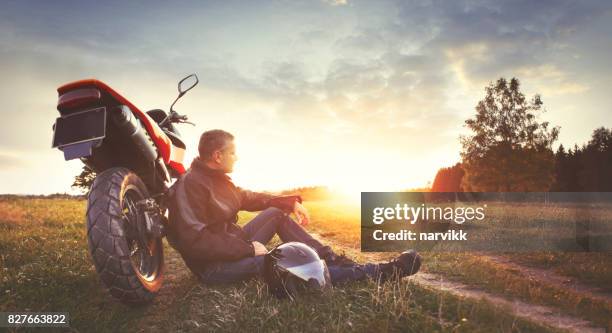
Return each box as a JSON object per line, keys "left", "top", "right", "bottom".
{"left": 198, "top": 129, "right": 234, "bottom": 160}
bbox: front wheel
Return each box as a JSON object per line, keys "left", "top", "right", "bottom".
{"left": 86, "top": 167, "right": 164, "bottom": 305}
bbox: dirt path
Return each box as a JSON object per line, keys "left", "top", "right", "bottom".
{"left": 312, "top": 234, "right": 607, "bottom": 333}
{"left": 413, "top": 272, "right": 604, "bottom": 333}
{"left": 480, "top": 255, "right": 612, "bottom": 306}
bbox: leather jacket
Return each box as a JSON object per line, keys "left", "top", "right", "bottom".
{"left": 166, "top": 157, "right": 301, "bottom": 269}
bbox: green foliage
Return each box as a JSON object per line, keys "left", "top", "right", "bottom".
{"left": 543, "top": 127, "right": 612, "bottom": 191}
{"left": 431, "top": 163, "right": 464, "bottom": 192}
{"left": 72, "top": 165, "right": 96, "bottom": 194}
{"left": 460, "top": 78, "right": 560, "bottom": 191}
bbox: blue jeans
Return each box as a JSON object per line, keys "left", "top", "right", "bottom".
{"left": 198, "top": 207, "right": 380, "bottom": 285}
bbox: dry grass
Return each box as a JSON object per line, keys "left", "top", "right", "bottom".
{"left": 0, "top": 201, "right": 25, "bottom": 224}
{"left": 2, "top": 197, "right": 606, "bottom": 332}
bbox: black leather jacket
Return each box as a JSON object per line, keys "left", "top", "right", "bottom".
{"left": 167, "top": 157, "right": 301, "bottom": 270}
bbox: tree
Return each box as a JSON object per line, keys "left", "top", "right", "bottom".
{"left": 72, "top": 165, "right": 96, "bottom": 194}
{"left": 579, "top": 127, "right": 612, "bottom": 191}
{"left": 460, "top": 78, "right": 560, "bottom": 191}
{"left": 431, "top": 163, "right": 464, "bottom": 192}
{"left": 551, "top": 144, "right": 571, "bottom": 191}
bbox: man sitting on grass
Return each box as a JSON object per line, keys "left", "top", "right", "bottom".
{"left": 166, "top": 129, "right": 421, "bottom": 285}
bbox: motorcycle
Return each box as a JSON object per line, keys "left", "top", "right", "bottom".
{"left": 51, "top": 74, "right": 198, "bottom": 305}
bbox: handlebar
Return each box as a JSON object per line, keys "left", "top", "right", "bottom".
{"left": 174, "top": 113, "right": 194, "bottom": 126}
{"left": 160, "top": 111, "right": 194, "bottom": 126}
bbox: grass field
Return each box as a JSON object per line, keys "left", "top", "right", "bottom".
{"left": 1, "top": 197, "right": 611, "bottom": 332}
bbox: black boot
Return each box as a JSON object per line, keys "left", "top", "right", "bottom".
{"left": 317, "top": 246, "right": 358, "bottom": 267}
{"left": 377, "top": 250, "right": 421, "bottom": 282}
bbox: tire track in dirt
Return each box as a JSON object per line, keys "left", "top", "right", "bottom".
{"left": 413, "top": 272, "right": 604, "bottom": 333}
{"left": 480, "top": 255, "right": 612, "bottom": 306}
{"left": 311, "top": 234, "right": 607, "bottom": 333}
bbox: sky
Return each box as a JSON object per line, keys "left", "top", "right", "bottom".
{"left": 0, "top": 0, "right": 611, "bottom": 195}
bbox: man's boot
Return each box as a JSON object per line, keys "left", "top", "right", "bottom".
{"left": 317, "top": 246, "right": 358, "bottom": 267}
{"left": 377, "top": 250, "right": 421, "bottom": 282}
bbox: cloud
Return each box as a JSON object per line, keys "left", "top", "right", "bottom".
{"left": 322, "top": 0, "right": 348, "bottom": 6}
{"left": 1, "top": 0, "right": 612, "bottom": 193}
{"left": 515, "top": 64, "right": 590, "bottom": 95}
{"left": 391, "top": 0, "right": 612, "bottom": 86}
{"left": 0, "top": 153, "right": 25, "bottom": 170}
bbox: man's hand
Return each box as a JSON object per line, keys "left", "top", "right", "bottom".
{"left": 293, "top": 201, "right": 310, "bottom": 226}
{"left": 252, "top": 241, "right": 268, "bottom": 256}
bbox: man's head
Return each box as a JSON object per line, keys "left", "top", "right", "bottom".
{"left": 198, "top": 129, "right": 237, "bottom": 173}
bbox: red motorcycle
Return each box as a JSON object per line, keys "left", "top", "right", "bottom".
{"left": 52, "top": 75, "right": 198, "bottom": 304}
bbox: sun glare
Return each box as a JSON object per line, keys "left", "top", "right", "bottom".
{"left": 330, "top": 186, "right": 363, "bottom": 205}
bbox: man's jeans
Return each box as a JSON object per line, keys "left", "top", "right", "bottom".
{"left": 198, "top": 207, "right": 380, "bottom": 285}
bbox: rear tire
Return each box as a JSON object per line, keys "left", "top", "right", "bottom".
{"left": 86, "top": 167, "right": 164, "bottom": 305}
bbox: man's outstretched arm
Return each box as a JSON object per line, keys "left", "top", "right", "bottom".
{"left": 237, "top": 186, "right": 302, "bottom": 213}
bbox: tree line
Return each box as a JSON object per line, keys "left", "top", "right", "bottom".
{"left": 432, "top": 128, "right": 612, "bottom": 192}
{"left": 432, "top": 77, "right": 611, "bottom": 192}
